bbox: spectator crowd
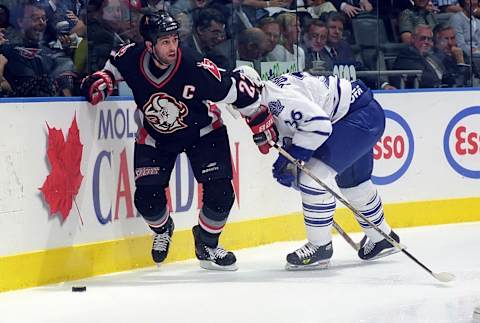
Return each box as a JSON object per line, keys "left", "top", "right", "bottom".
{"left": 0, "top": 0, "right": 479, "bottom": 97}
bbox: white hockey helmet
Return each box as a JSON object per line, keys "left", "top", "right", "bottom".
{"left": 233, "top": 65, "right": 264, "bottom": 88}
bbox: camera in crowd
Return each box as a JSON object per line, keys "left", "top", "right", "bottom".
{"left": 50, "top": 20, "right": 81, "bottom": 49}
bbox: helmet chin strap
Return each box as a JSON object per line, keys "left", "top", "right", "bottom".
{"left": 149, "top": 48, "right": 171, "bottom": 68}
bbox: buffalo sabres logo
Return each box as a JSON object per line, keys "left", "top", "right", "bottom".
{"left": 143, "top": 93, "right": 189, "bottom": 133}
{"left": 114, "top": 43, "right": 135, "bottom": 58}
{"left": 15, "top": 47, "right": 42, "bottom": 59}
{"left": 197, "top": 58, "right": 222, "bottom": 82}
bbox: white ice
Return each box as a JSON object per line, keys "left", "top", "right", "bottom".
{"left": 1, "top": 222, "right": 480, "bottom": 323}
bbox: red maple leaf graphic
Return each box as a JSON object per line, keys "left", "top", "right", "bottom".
{"left": 39, "top": 115, "right": 84, "bottom": 222}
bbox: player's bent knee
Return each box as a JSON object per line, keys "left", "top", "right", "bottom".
{"left": 298, "top": 158, "right": 337, "bottom": 195}
{"left": 134, "top": 185, "right": 167, "bottom": 219}
{"left": 339, "top": 180, "right": 376, "bottom": 204}
{"left": 202, "top": 179, "right": 235, "bottom": 219}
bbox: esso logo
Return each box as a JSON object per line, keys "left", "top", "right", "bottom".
{"left": 443, "top": 106, "right": 480, "bottom": 178}
{"left": 372, "top": 110, "right": 414, "bottom": 185}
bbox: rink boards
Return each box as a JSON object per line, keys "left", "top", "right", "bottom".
{"left": 0, "top": 89, "right": 479, "bottom": 291}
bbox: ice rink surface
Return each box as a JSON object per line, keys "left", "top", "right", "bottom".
{"left": 1, "top": 222, "right": 479, "bottom": 323}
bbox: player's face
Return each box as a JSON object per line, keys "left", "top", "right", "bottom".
{"left": 150, "top": 34, "right": 179, "bottom": 67}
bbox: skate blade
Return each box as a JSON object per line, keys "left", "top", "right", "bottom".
{"left": 285, "top": 260, "right": 330, "bottom": 271}
{"left": 199, "top": 260, "right": 238, "bottom": 271}
{"left": 364, "top": 248, "right": 401, "bottom": 261}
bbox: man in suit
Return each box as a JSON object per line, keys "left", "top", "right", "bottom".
{"left": 392, "top": 24, "right": 449, "bottom": 88}
{"left": 322, "top": 12, "right": 359, "bottom": 70}
{"left": 303, "top": 19, "right": 331, "bottom": 71}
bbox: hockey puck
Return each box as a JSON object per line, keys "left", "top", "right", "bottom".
{"left": 71, "top": 286, "right": 87, "bottom": 292}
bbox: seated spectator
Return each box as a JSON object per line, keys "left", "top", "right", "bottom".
{"left": 36, "top": 0, "right": 86, "bottom": 44}
{"left": 241, "top": 0, "right": 292, "bottom": 28}
{"left": 322, "top": 12, "right": 358, "bottom": 69}
{"left": 330, "top": 0, "right": 373, "bottom": 19}
{"left": 392, "top": 24, "right": 449, "bottom": 88}
{"left": 210, "top": 27, "right": 269, "bottom": 70}
{"left": 0, "top": 4, "right": 22, "bottom": 44}
{"left": 182, "top": 7, "right": 226, "bottom": 57}
{"left": 449, "top": 0, "right": 480, "bottom": 55}
{"left": 432, "top": 0, "right": 462, "bottom": 13}
{"left": 0, "top": 3, "right": 77, "bottom": 97}
{"left": 128, "top": 0, "right": 171, "bottom": 13}
{"left": 306, "top": 0, "right": 337, "bottom": 19}
{"left": 85, "top": 0, "right": 119, "bottom": 73}
{"left": 399, "top": 0, "right": 437, "bottom": 43}
{"left": 433, "top": 22, "right": 470, "bottom": 86}
{"left": 266, "top": 12, "right": 305, "bottom": 71}
{"left": 257, "top": 17, "right": 281, "bottom": 58}
{"left": 170, "top": 0, "right": 208, "bottom": 38}
{"left": 303, "top": 19, "right": 330, "bottom": 71}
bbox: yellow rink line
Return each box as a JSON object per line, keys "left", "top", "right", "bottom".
{"left": 1, "top": 197, "right": 479, "bottom": 292}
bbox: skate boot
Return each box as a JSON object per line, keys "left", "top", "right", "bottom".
{"left": 192, "top": 225, "right": 237, "bottom": 271}
{"left": 151, "top": 217, "right": 174, "bottom": 266}
{"left": 358, "top": 230, "right": 400, "bottom": 260}
{"left": 285, "top": 241, "right": 333, "bottom": 271}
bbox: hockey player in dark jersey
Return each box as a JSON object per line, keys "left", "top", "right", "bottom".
{"left": 81, "top": 11, "right": 276, "bottom": 271}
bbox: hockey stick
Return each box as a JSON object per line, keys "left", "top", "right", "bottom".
{"left": 269, "top": 141, "right": 455, "bottom": 283}
{"left": 332, "top": 220, "right": 361, "bottom": 251}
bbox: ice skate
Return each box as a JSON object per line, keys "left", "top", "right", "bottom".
{"left": 285, "top": 241, "right": 333, "bottom": 271}
{"left": 192, "top": 225, "right": 238, "bottom": 271}
{"left": 358, "top": 230, "right": 400, "bottom": 260}
{"left": 151, "top": 217, "right": 174, "bottom": 266}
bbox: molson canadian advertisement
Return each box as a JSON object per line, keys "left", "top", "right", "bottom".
{"left": 0, "top": 89, "right": 479, "bottom": 291}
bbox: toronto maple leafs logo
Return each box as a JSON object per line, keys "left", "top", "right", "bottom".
{"left": 143, "top": 93, "right": 189, "bottom": 133}
{"left": 268, "top": 100, "right": 284, "bottom": 117}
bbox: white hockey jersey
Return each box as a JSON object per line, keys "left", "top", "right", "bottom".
{"left": 261, "top": 72, "right": 352, "bottom": 152}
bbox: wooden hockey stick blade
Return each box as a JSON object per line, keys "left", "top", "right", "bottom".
{"left": 432, "top": 272, "right": 455, "bottom": 282}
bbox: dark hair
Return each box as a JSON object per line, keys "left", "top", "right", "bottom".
{"left": 87, "top": 0, "right": 105, "bottom": 13}
{"left": 193, "top": 7, "right": 226, "bottom": 30}
{"left": 257, "top": 16, "right": 279, "bottom": 29}
{"left": 325, "top": 11, "right": 345, "bottom": 25}
{"left": 0, "top": 4, "right": 10, "bottom": 28}
{"left": 17, "top": 2, "right": 45, "bottom": 20}
{"left": 306, "top": 19, "right": 326, "bottom": 33}
{"left": 433, "top": 22, "right": 454, "bottom": 42}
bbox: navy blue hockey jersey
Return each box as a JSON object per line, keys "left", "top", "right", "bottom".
{"left": 104, "top": 43, "right": 258, "bottom": 148}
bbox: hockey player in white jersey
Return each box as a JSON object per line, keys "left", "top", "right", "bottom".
{"left": 236, "top": 66, "right": 400, "bottom": 270}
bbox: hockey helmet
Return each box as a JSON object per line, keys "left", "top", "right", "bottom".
{"left": 233, "top": 65, "right": 264, "bottom": 88}
{"left": 139, "top": 11, "right": 180, "bottom": 43}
